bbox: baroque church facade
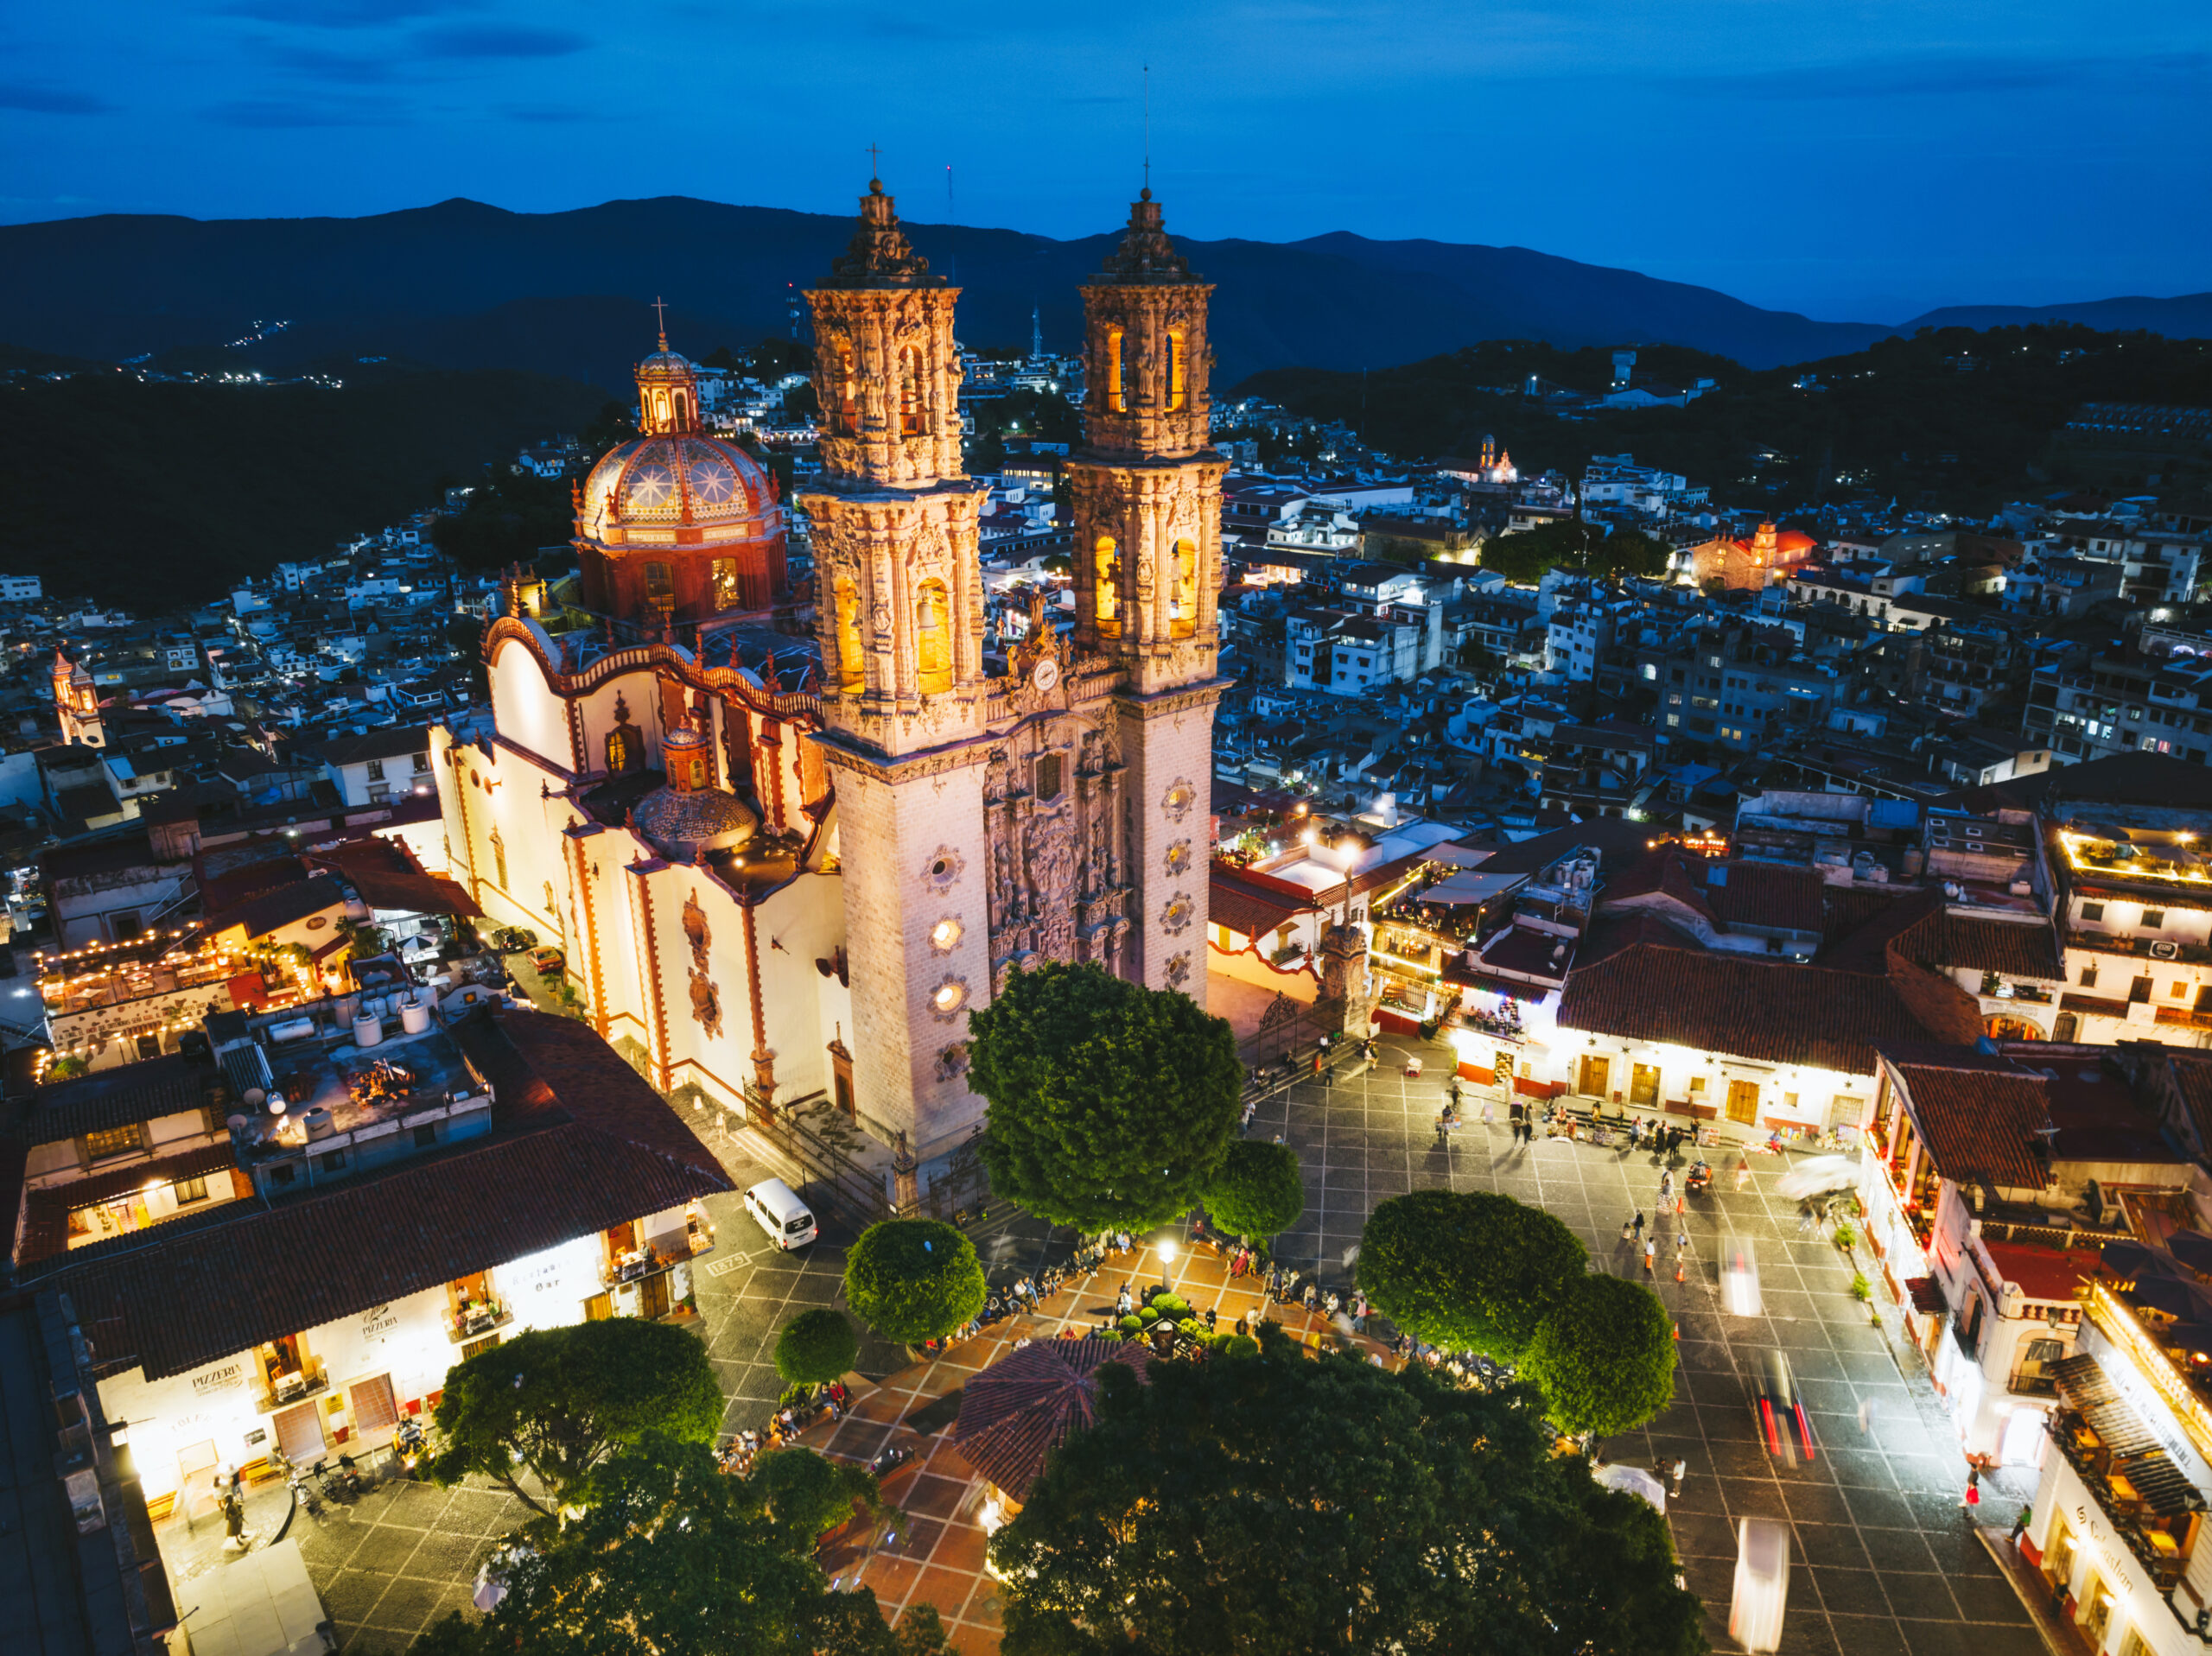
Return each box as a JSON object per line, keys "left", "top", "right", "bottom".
{"left": 437, "top": 179, "right": 1225, "bottom": 1165}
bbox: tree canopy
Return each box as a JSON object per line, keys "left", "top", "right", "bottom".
{"left": 774, "top": 1308, "right": 860, "bottom": 1392}
{"left": 1478, "top": 520, "right": 1669, "bottom": 586}
{"left": 1521, "top": 1272, "right": 1678, "bottom": 1438}
{"left": 1357, "top": 1190, "right": 1586, "bottom": 1363}
{"left": 969, "top": 961, "right": 1243, "bottom": 1233}
{"left": 411, "top": 1437, "right": 952, "bottom": 1656}
{"left": 428, "top": 1319, "right": 723, "bottom": 1513}
{"left": 1200, "top": 1139, "right": 1306, "bottom": 1240}
{"left": 842, "top": 1219, "right": 988, "bottom": 1346}
{"left": 989, "top": 1326, "right": 1704, "bottom": 1656}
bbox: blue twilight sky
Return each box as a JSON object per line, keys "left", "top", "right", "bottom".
{"left": 3, "top": 0, "right": 2208, "bottom": 322}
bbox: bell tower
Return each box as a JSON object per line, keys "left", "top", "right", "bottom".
{"left": 1068, "top": 191, "right": 1226, "bottom": 999}
{"left": 52, "top": 649, "right": 103, "bottom": 747}
{"left": 800, "top": 177, "right": 995, "bottom": 1161}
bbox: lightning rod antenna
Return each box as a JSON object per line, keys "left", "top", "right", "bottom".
{"left": 1142, "top": 65, "right": 1151, "bottom": 194}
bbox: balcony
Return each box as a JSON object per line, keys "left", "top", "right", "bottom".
{"left": 251, "top": 1361, "right": 329, "bottom": 1415}
{"left": 448, "top": 1298, "right": 512, "bottom": 1345}
{"left": 2050, "top": 1406, "right": 2195, "bottom": 1591}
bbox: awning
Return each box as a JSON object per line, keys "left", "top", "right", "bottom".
{"left": 2051, "top": 1351, "right": 2206, "bottom": 1514}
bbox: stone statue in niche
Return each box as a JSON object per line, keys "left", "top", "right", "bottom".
{"left": 1026, "top": 815, "right": 1076, "bottom": 912}
{"left": 607, "top": 694, "right": 642, "bottom": 774}
{"left": 688, "top": 968, "right": 724, "bottom": 1039}
{"left": 682, "top": 890, "right": 710, "bottom": 974}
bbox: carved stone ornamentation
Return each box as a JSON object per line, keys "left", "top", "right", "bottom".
{"left": 935, "top": 1043, "right": 970, "bottom": 1082}
{"left": 1159, "top": 891, "right": 1195, "bottom": 936}
{"left": 1164, "top": 838, "right": 1192, "bottom": 878}
{"left": 688, "top": 967, "right": 724, "bottom": 1038}
{"left": 1161, "top": 777, "right": 1197, "bottom": 822}
{"left": 681, "top": 888, "right": 710, "bottom": 973}
{"left": 922, "top": 845, "right": 965, "bottom": 891}
{"left": 1165, "top": 951, "right": 1192, "bottom": 990}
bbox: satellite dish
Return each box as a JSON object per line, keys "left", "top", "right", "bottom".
{"left": 226, "top": 1114, "right": 249, "bottom": 1132}
{"left": 243, "top": 1087, "right": 266, "bottom": 1107}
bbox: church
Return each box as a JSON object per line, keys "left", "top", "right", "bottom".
{"left": 437, "top": 178, "right": 1226, "bottom": 1171}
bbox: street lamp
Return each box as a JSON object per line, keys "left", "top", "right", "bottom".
{"left": 1158, "top": 1239, "right": 1177, "bottom": 1292}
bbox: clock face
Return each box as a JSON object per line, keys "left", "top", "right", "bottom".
{"left": 1033, "top": 657, "right": 1061, "bottom": 692}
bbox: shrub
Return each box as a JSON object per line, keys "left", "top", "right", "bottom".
{"left": 1200, "top": 1140, "right": 1306, "bottom": 1240}
{"left": 1832, "top": 1220, "right": 1859, "bottom": 1253}
{"left": 1850, "top": 1271, "right": 1872, "bottom": 1302}
{"left": 1519, "top": 1275, "right": 1676, "bottom": 1438}
{"left": 1358, "top": 1190, "right": 1586, "bottom": 1363}
{"left": 843, "top": 1219, "right": 988, "bottom": 1345}
{"left": 1153, "top": 1293, "right": 1191, "bottom": 1319}
{"left": 773, "top": 1308, "right": 859, "bottom": 1392}
{"left": 1118, "top": 1315, "right": 1143, "bottom": 1334}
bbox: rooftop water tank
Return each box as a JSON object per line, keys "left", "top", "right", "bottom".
{"left": 353, "top": 1015, "right": 384, "bottom": 1049}
{"left": 400, "top": 999, "right": 431, "bottom": 1035}
{"left": 301, "top": 1106, "right": 336, "bottom": 1141}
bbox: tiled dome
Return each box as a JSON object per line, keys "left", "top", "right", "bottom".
{"left": 582, "top": 436, "right": 773, "bottom": 539}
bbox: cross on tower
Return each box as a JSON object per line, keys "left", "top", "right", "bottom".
{"left": 867, "top": 143, "right": 881, "bottom": 184}
{"left": 651, "top": 295, "right": 669, "bottom": 350}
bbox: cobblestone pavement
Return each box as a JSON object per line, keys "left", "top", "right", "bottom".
{"left": 1245, "top": 1032, "right": 2046, "bottom": 1656}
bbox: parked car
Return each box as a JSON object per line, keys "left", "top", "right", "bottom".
{"left": 493, "top": 927, "right": 537, "bottom": 952}
{"left": 528, "top": 946, "right": 566, "bottom": 979}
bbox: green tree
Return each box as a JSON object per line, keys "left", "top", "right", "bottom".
{"left": 842, "top": 1219, "right": 987, "bottom": 1346}
{"left": 990, "top": 1326, "right": 1704, "bottom": 1656}
{"left": 428, "top": 1319, "right": 723, "bottom": 1514}
{"left": 1199, "top": 1139, "right": 1306, "bottom": 1240}
{"left": 1357, "top": 1190, "right": 1586, "bottom": 1362}
{"left": 774, "top": 1308, "right": 860, "bottom": 1393}
{"left": 410, "top": 1437, "right": 954, "bottom": 1656}
{"left": 1521, "top": 1273, "right": 1678, "bottom": 1438}
{"left": 969, "top": 961, "right": 1242, "bottom": 1233}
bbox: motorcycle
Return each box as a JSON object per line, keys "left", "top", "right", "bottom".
{"left": 394, "top": 1416, "right": 426, "bottom": 1479}
{"left": 1685, "top": 1159, "right": 1713, "bottom": 1196}
{"left": 867, "top": 1444, "right": 912, "bottom": 1479}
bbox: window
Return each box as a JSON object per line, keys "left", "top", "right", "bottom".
{"left": 711, "top": 558, "right": 741, "bottom": 612}
{"left": 366, "top": 758, "right": 386, "bottom": 782}
{"left": 412, "top": 751, "right": 429, "bottom": 773}
{"left": 2142, "top": 909, "right": 2166, "bottom": 929}
{"left": 834, "top": 574, "right": 866, "bottom": 695}
{"left": 834, "top": 345, "right": 858, "bottom": 435}
{"left": 645, "top": 561, "right": 671, "bottom": 597}
{"left": 83, "top": 1125, "right": 141, "bottom": 1163}
{"left": 175, "top": 1175, "right": 209, "bottom": 1205}
{"left": 414, "top": 1124, "right": 439, "bottom": 1148}
{"left": 1171, "top": 539, "right": 1198, "bottom": 638}
{"left": 2080, "top": 902, "right": 2105, "bottom": 922}
{"left": 899, "top": 345, "right": 925, "bottom": 437}
{"left": 1095, "top": 536, "right": 1122, "bottom": 635}
{"left": 1035, "top": 753, "right": 1064, "bottom": 801}
{"left": 1105, "top": 328, "right": 1127, "bottom": 412}
{"left": 319, "top": 1150, "right": 347, "bottom": 1174}
{"left": 1166, "top": 328, "right": 1187, "bottom": 410}
{"left": 914, "top": 580, "right": 952, "bottom": 695}
{"left": 2080, "top": 964, "right": 2098, "bottom": 987}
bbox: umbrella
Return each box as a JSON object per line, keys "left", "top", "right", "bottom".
{"left": 2127, "top": 1273, "right": 2209, "bottom": 1321}
{"left": 2168, "top": 1231, "right": 2212, "bottom": 1274}
{"left": 1594, "top": 1461, "right": 1667, "bottom": 1514}
{"left": 2162, "top": 1322, "right": 2212, "bottom": 1359}
{"left": 1777, "top": 1155, "right": 1859, "bottom": 1202}
{"left": 2101, "top": 1239, "right": 2157, "bottom": 1278}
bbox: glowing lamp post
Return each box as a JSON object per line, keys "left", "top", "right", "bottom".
{"left": 1159, "top": 1238, "right": 1177, "bottom": 1293}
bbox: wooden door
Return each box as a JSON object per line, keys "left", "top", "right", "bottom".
{"left": 1630, "top": 1064, "right": 1660, "bottom": 1107}
{"left": 1726, "top": 1079, "right": 1761, "bottom": 1125}
{"left": 1578, "top": 1056, "right": 1610, "bottom": 1097}
{"left": 639, "top": 1272, "right": 671, "bottom": 1320}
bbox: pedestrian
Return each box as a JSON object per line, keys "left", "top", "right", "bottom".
{"left": 1961, "top": 1466, "right": 1981, "bottom": 1511}
{"left": 1621, "top": 1216, "right": 1634, "bottom": 1243}
{"left": 1205, "top": 1306, "right": 1218, "bottom": 1333}
{"left": 1857, "top": 1396, "right": 1874, "bottom": 1436}
{"left": 1669, "top": 1457, "right": 1686, "bottom": 1497}
{"left": 1643, "top": 1238, "right": 1656, "bottom": 1273}
{"left": 1325, "top": 1290, "right": 1340, "bottom": 1318}
{"left": 1303, "top": 1280, "right": 1319, "bottom": 1312}
{"left": 1676, "top": 1228, "right": 1688, "bottom": 1254}
{"left": 1633, "top": 1212, "right": 1645, "bottom": 1240}
{"left": 1482, "top": 1094, "right": 1495, "bottom": 1126}
{"left": 1116, "top": 1284, "right": 1133, "bottom": 1317}
{"left": 1659, "top": 1169, "right": 1675, "bottom": 1203}
{"left": 1236, "top": 1315, "right": 1249, "bottom": 1339}
{"left": 1266, "top": 1262, "right": 1281, "bottom": 1299}
{"left": 2010, "top": 1504, "right": 2031, "bottom": 1546}
{"left": 1241, "top": 1100, "right": 1255, "bottom": 1137}
{"left": 1734, "top": 1155, "right": 1751, "bottom": 1192}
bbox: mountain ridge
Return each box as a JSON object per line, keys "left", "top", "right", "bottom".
{"left": 3, "top": 195, "right": 2208, "bottom": 386}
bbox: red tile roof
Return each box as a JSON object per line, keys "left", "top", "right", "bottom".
{"left": 17, "top": 1141, "right": 245, "bottom": 1265}
{"left": 1885, "top": 1058, "right": 2050, "bottom": 1188}
{"left": 1706, "top": 861, "right": 1826, "bottom": 936}
{"left": 36, "top": 1009, "right": 732, "bottom": 1380}
{"left": 951, "top": 1336, "right": 1151, "bottom": 1501}
{"left": 1558, "top": 942, "right": 1980, "bottom": 1075}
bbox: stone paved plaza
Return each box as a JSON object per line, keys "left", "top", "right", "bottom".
{"left": 159, "top": 1030, "right": 2053, "bottom": 1654}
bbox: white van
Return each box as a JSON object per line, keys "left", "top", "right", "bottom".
{"left": 743, "top": 1177, "right": 817, "bottom": 1250}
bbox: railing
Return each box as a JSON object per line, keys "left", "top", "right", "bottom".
{"left": 2051, "top": 1417, "right": 2192, "bottom": 1593}
{"left": 743, "top": 1085, "right": 895, "bottom": 1227}
{"left": 252, "top": 1365, "right": 328, "bottom": 1415}
{"left": 448, "top": 1302, "right": 512, "bottom": 1344}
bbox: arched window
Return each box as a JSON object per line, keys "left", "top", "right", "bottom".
{"left": 899, "top": 346, "right": 925, "bottom": 437}
{"left": 836, "top": 346, "right": 859, "bottom": 436}
{"left": 915, "top": 579, "right": 952, "bottom": 695}
{"left": 1105, "top": 328, "right": 1127, "bottom": 413}
{"left": 711, "top": 557, "right": 741, "bottom": 612}
{"left": 673, "top": 392, "right": 690, "bottom": 429}
{"left": 1095, "top": 536, "right": 1121, "bottom": 636}
{"left": 1170, "top": 538, "right": 1198, "bottom": 638}
{"left": 652, "top": 390, "right": 670, "bottom": 428}
{"left": 834, "top": 575, "right": 866, "bottom": 695}
{"left": 1166, "top": 329, "right": 1186, "bottom": 411}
